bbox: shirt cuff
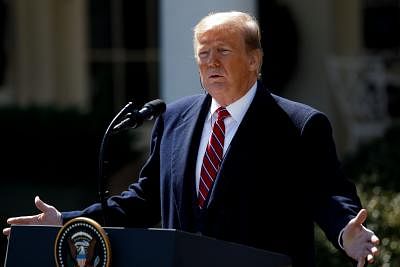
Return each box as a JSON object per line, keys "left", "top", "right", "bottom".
{"left": 338, "top": 227, "right": 345, "bottom": 250}
{"left": 57, "top": 211, "right": 63, "bottom": 226}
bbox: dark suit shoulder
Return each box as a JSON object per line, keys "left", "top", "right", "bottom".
{"left": 167, "top": 94, "right": 204, "bottom": 109}
{"left": 160, "top": 94, "right": 210, "bottom": 131}
{"left": 271, "top": 94, "right": 327, "bottom": 133}
{"left": 165, "top": 94, "right": 206, "bottom": 116}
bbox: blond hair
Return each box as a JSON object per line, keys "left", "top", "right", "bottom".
{"left": 193, "top": 11, "right": 262, "bottom": 55}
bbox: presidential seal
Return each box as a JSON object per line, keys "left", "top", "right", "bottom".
{"left": 54, "top": 217, "right": 111, "bottom": 267}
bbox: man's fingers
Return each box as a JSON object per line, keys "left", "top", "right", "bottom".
{"left": 354, "top": 208, "right": 368, "bottom": 225}
{"left": 34, "top": 196, "right": 53, "bottom": 213}
{"left": 367, "top": 254, "right": 374, "bottom": 263}
{"left": 371, "top": 234, "right": 380, "bottom": 245}
{"left": 368, "top": 246, "right": 379, "bottom": 263}
{"left": 4, "top": 196, "right": 60, "bottom": 236}
{"left": 2, "top": 227, "right": 10, "bottom": 236}
{"left": 7, "top": 215, "right": 39, "bottom": 225}
{"left": 370, "top": 246, "right": 379, "bottom": 255}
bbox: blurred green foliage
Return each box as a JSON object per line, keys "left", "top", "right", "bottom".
{"left": 315, "top": 123, "right": 400, "bottom": 266}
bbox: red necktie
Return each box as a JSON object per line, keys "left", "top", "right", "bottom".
{"left": 198, "top": 107, "right": 230, "bottom": 209}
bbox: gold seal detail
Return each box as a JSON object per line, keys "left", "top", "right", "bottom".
{"left": 54, "top": 217, "right": 111, "bottom": 267}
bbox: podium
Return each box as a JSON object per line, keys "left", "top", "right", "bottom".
{"left": 4, "top": 225, "right": 292, "bottom": 267}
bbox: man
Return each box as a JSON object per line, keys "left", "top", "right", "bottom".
{"left": 4, "top": 11, "right": 379, "bottom": 267}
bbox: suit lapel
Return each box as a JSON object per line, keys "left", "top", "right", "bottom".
{"left": 171, "top": 95, "right": 211, "bottom": 224}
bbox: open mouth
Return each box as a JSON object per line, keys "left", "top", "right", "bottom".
{"left": 209, "top": 74, "right": 223, "bottom": 78}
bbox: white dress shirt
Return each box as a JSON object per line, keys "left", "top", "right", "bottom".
{"left": 195, "top": 81, "right": 258, "bottom": 194}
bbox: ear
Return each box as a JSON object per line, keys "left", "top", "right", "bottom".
{"left": 248, "top": 49, "right": 262, "bottom": 72}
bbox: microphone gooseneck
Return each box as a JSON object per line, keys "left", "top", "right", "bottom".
{"left": 98, "top": 99, "right": 166, "bottom": 226}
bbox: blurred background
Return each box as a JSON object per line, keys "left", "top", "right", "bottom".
{"left": 1, "top": 0, "right": 400, "bottom": 266}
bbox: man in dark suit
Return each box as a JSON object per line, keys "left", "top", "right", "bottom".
{"left": 4, "top": 11, "right": 379, "bottom": 266}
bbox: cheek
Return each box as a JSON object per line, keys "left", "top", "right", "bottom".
{"left": 231, "top": 59, "right": 250, "bottom": 74}
{"left": 198, "top": 64, "right": 208, "bottom": 75}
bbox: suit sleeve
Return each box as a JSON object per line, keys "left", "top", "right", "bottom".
{"left": 301, "top": 112, "right": 362, "bottom": 249}
{"left": 61, "top": 117, "right": 163, "bottom": 227}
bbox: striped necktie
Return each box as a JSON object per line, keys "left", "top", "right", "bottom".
{"left": 198, "top": 107, "right": 230, "bottom": 209}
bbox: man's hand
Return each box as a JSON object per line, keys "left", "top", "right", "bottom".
{"left": 342, "top": 209, "right": 380, "bottom": 267}
{"left": 2, "top": 196, "right": 62, "bottom": 236}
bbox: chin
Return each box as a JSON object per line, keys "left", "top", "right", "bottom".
{"left": 205, "top": 82, "right": 227, "bottom": 91}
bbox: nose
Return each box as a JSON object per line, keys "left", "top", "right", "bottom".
{"left": 207, "top": 51, "right": 220, "bottom": 67}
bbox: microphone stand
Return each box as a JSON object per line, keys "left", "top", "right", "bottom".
{"left": 98, "top": 102, "right": 134, "bottom": 226}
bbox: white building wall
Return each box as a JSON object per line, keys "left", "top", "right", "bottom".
{"left": 10, "top": 0, "right": 88, "bottom": 110}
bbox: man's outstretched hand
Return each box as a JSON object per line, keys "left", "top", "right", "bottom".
{"left": 3, "top": 196, "right": 62, "bottom": 236}
{"left": 342, "top": 209, "right": 380, "bottom": 267}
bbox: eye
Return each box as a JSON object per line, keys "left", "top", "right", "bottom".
{"left": 198, "top": 51, "right": 209, "bottom": 59}
{"left": 219, "top": 48, "right": 231, "bottom": 55}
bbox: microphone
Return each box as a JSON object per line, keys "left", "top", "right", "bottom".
{"left": 98, "top": 98, "right": 166, "bottom": 226}
{"left": 112, "top": 99, "right": 166, "bottom": 132}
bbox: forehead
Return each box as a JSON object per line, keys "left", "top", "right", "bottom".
{"left": 196, "top": 25, "right": 244, "bottom": 47}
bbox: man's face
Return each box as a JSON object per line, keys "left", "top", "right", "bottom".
{"left": 195, "top": 26, "right": 258, "bottom": 105}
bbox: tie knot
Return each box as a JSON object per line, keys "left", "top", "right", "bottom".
{"left": 216, "top": 107, "right": 230, "bottom": 121}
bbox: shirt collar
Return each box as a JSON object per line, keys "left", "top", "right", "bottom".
{"left": 208, "top": 81, "right": 258, "bottom": 122}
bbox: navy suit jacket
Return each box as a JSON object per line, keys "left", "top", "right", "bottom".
{"left": 63, "top": 81, "right": 362, "bottom": 266}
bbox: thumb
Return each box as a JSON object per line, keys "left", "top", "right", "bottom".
{"left": 34, "top": 196, "right": 53, "bottom": 213}
{"left": 353, "top": 208, "right": 368, "bottom": 226}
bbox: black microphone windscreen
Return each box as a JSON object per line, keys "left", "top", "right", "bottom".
{"left": 145, "top": 99, "right": 166, "bottom": 116}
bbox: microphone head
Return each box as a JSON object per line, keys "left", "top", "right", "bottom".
{"left": 144, "top": 99, "right": 166, "bottom": 118}
{"left": 112, "top": 99, "right": 166, "bottom": 133}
